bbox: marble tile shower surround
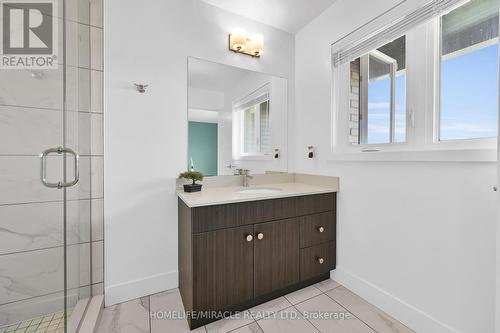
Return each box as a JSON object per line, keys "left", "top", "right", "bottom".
{"left": 0, "top": 0, "right": 104, "bottom": 328}
{"left": 0, "top": 107, "right": 103, "bottom": 156}
{"left": 0, "top": 243, "right": 91, "bottom": 305}
{"left": 0, "top": 286, "right": 91, "bottom": 329}
{"left": 175, "top": 173, "right": 339, "bottom": 190}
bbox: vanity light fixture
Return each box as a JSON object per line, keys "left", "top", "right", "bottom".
{"left": 229, "top": 29, "right": 264, "bottom": 57}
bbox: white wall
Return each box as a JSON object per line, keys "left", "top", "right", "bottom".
{"left": 188, "top": 87, "right": 224, "bottom": 111}
{"left": 295, "top": 0, "right": 497, "bottom": 332}
{"left": 218, "top": 103, "right": 233, "bottom": 175}
{"left": 497, "top": 91, "right": 500, "bottom": 333}
{"left": 104, "top": 0, "right": 294, "bottom": 305}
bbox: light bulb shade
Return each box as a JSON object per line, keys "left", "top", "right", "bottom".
{"left": 249, "top": 33, "right": 264, "bottom": 55}
{"left": 228, "top": 30, "right": 263, "bottom": 57}
{"left": 230, "top": 29, "right": 247, "bottom": 51}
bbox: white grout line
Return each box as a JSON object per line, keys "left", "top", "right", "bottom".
{"left": 0, "top": 197, "right": 104, "bottom": 208}
{"left": 292, "top": 304, "right": 322, "bottom": 333}
{"left": 0, "top": 240, "right": 96, "bottom": 257}
{"left": 215, "top": 316, "right": 257, "bottom": 333}
{"left": 323, "top": 288, "right": 379, "bottom": 333}
{"left": 224, "top": 320, "right": 257, "bottom": 333}
{"left": 283, "top": 285, "right": 323, "bottom": 306}
{"left": 251, "top": 304, "right": 294, "bottom": 321}
{"left": 148, "top": 295, "right": 152, "bottom": 333}
{"left": 254, "top": 320, "right": 264, "bottom": 333}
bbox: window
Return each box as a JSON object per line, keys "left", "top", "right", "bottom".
{"left": 439, "top": 0, "right": 499, "bottom": 140}
{"left": 332, "top": 0, "right": 499, "bottom": 159}
{"left": 242, "top": 105, "right": 257, "bottom": 153}
{"left": 259, "top": 100, "right": 271, "bottom": 152}
{"left": 241, "top": 100, "right": 270, "bottom": 154}
{"left": 352, "top": 36, "right": 407, "bottom": 145}
{"left": 233, "top": 85, "right": 271, "bottom": 157}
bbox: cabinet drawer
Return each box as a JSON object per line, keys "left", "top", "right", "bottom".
{"left": 300, "top": 242, "right": 335, "bottom": 281}
{"left": 192, "top": 202, "right": 239, "bottom": 233}
{"left": 192, "top": 193, "right": 336, "bottom": 233}
{"left": 300, "top": 211, "right": 335, "bottom": 248}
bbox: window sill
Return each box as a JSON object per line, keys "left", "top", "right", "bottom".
{"left": 328, "top": 148, "right": 497, "bottom": 162}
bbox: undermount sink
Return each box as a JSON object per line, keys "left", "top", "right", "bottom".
{"left": 236, "top": 187, "right": 282, "bottom": 195}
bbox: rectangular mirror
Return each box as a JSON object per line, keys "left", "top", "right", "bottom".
{"left": 187, "top": 58, "right": 288, "bottom": 176}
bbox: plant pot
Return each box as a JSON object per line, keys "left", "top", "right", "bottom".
{"left": 183, "top": 183, "right": 202, "bottom": 193}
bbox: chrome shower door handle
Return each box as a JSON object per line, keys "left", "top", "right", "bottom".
{"left": 41, "top": 147, "right": 62, "bottom": 188}
{"left": 63, "top": 148, "right": 80, "bottom": 188}
{"left": 40, "top": 147, "right": 80, "bottom": 189}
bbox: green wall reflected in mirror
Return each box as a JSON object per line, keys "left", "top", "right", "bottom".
{"left": 188, "top": 121, "right": 218, "bottom": 176}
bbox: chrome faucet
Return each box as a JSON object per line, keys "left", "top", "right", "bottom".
{"left": 236, "top": 169, "right": 253, "bottom": 187}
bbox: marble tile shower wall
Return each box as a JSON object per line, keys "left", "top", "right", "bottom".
{"left": 0, "top": 0, "right": 104, "bottom": 327}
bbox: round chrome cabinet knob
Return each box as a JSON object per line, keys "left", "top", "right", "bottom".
{"left": 257, "top": 233, "right": 264, "bottom": 240}
{"left": 317, "top": 257, "right": 325, "bottom": 264}
{"left": 318, "top": 226, "right": 325, "bottom": 233}
{"left": 246, "top": 234, "right": 253, "bottom": 242}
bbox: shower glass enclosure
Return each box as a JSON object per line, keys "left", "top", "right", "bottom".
{"left": 0, "top": 0, "right": 101, "bottom": 331}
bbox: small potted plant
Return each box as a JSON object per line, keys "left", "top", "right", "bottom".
{"left": 179, "top": 171, "right": 204, "bottom": 193}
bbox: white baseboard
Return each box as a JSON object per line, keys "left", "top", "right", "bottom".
{"left": 105, "top": 270, "right": 178, "bottom": 306}
{"left": 332, "top": 266, "right": 460, "bottom": 333}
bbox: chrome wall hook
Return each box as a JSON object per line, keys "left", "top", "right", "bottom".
{"left": 134, "top": 83, "right": 149, "bottom": 93}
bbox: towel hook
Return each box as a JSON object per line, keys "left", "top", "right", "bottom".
{"left": 134, "top": 83, "right": 149, "bottom": 93}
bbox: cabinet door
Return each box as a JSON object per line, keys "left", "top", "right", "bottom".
{"left": 254, "top": 218, "right": 300, "bottom": 297}
{"left": 193, "top": 225, "right": 254, "bottom": 311}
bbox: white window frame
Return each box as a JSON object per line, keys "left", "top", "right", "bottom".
{"left": 331, "top": 36, "right": 412, "bottom": 155}
{"left": 330, "top": 0, "right": 498, "bottom": 162}
{"left": 232, "top": 84, "right": 272, "bottom": 160}
{"left": 240, "top": 101, "right": 269, "bottom": 156}
{"left": 359, "top": 50, "right": 400, "bottom": 144}
{"left": 430, "top": 17, "right": 499, "bottom": 150}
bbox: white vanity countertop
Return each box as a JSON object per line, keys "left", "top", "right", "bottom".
{"left": 177, "top": 182, "right": 337, "bottom": 208}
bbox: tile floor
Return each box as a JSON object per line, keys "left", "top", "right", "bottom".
{"left": 96, "top": 279, "right": 415, "bottom": 333}
{"left": 0, "top": 309, "right": 72, "bottom": 333}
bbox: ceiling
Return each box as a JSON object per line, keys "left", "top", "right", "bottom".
{"left": 200, "top": 0, "right": 337, "bottom": 33}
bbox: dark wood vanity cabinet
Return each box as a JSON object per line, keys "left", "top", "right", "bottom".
{"left": 192, "top": 225, "right": 254, "bottom": 311}
{"left": 254, "top": 218, "right": 300, "bottom": 297}
{"left": 178, "top": 192, "right": 336, "bottom": 329}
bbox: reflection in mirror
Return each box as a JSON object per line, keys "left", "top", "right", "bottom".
{"left": 188, "top": 58, "right": 288, "bottom": 177}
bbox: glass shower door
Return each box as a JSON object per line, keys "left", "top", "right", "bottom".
{"left": 0, "top": 0, "right": 92, "bottom": 332}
